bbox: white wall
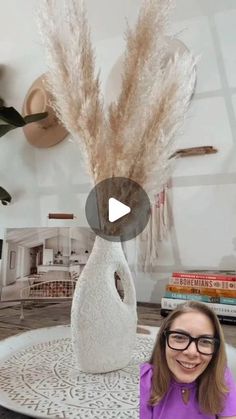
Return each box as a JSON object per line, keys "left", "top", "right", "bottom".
{"left": 1, "top": 1, "right": 236, "bottom": 302}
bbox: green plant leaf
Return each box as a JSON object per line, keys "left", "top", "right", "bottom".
{"left": 0, "top": 186, "right": 11, "bottom": 205}
{"left": 0, "top": 111, "right": 48, "bottom": 137}
{"left": 0, "top": 107, "right": 48, "bottom": 207}
{"left": 24, "top": 112, "right": 48, "bottom": 124}
{"left": 0, "top": 124, "right": 17, "bottom": 137}
{"left": 0, "top": 106, "right": 25, "bottom": 127}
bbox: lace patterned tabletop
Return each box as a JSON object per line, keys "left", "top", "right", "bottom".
{"left": 0, "top": 325, "right": 157, "bottom": 419}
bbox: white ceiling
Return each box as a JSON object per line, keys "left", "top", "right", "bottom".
{"left": 5, "top": 227, "right": 93, "bottom": 248}
{"left": 5, "top": 227, "right": 68, "bottom": 248}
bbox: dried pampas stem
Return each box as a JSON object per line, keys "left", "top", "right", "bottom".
{"left": 38, "top": 0, "right": 196, "bottom": 203}
{"left": 38, "top": 0, "right": 105, "bottom": 181}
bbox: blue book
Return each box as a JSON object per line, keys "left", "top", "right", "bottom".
{"left": 164, "top": 291, "right": 236, "bottom": 305}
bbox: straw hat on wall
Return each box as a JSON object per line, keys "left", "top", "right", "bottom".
{"left": 22, "top": 74, "right": 68, "bottom": 148}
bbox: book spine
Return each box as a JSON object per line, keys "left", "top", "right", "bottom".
{"left": 172, "top": 272, "right": 236, "bottom": 281}
{"left": 164, "top": 291, "right": 236, "bottom": 305}
{"left": 166, "top": 284, "right": 236, "bottom": 298}
{"left": 161, "top": 297, "right": 236, "bottom": 317}
{"left": 170, "top": 277, "right": 236, "bottom": 290}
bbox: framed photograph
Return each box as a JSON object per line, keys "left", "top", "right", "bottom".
{"left": 9, "top": 250, "right": 16, "bottom": 269}
{"left": 0, "top": 227, "right": 95, "bottom": 302}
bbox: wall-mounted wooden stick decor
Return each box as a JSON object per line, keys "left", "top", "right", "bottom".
{"left": 48, "top": 213, "right": 75, "bottom": 219}
{"left": 170, "top": 145, "right": 218, "bottom": 159}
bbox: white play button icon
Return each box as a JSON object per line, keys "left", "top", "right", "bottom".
{"left": 85, "top": 177, "right": 151, "bottom": 241}
{"left": 108, "top": 197, "right": 131, "bottom": 222}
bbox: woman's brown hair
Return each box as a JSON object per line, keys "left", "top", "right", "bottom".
{"left": 149, "top": 301, "right": 228, "bottom": 415}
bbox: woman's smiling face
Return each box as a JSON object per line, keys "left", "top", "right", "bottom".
{"left": 165, "top": 311, "right": 215, "bottom": 383}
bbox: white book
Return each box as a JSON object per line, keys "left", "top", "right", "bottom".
{"left": 161, "top": 297, "right": 236, "bottom": 317}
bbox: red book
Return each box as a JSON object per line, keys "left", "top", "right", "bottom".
{"left": 172, "top": 271, "right": 236, "bottom": 282}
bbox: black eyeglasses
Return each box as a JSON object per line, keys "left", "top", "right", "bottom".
{"left": 164, "top": 330, "right": 220, "bottom": 355}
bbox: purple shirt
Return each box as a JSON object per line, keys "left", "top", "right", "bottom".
{"left": 140, "top": 363, "right": 236, "bottom": 419}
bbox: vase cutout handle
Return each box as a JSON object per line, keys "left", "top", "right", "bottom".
{"left": 116, "top": 257, "right": 136, "bottom": 306}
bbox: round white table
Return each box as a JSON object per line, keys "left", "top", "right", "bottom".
{"left": 1, "top": 325, "right": 235, "bottom": 419}
{"left": 0, "top": 325, "right": 157, "bottom": 419}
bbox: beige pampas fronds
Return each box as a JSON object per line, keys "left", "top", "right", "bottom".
{"left": 38, "top": 0, "right": 196, "bottom": 200}
{"left": 38, "top": 0, "right": 105, "bottom": 181}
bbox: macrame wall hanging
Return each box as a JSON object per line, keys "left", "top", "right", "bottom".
{"left": 138, "top": 145, "right": 218, "bottom": 271}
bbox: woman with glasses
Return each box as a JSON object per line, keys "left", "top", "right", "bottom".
{"left": 140, "top": 301, "right": 236, "bottom": 418}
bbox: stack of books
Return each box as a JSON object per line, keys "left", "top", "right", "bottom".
{"left": 161, "top": 271, "right": 236, "bottom": 324}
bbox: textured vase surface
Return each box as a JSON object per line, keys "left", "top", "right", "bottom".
{"left": 71, "top": 235, "right": 137, "bottom": 373}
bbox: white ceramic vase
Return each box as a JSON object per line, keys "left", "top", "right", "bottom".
{"left": 71, "top": 235, "right": 137, "bottom": 373}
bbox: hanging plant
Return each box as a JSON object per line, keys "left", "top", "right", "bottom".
{"left": 0, "top": 186, "right": 11, "bottom": 205}
{"left": 0, "top": 106, "right": 47, "bottom": 137}
{"left": 0, "top": 105, "right": 48, "bottom": 204}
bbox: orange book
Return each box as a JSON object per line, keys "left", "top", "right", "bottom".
{"left": 166, "top": 284, "right": 236, "bottom": 298}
